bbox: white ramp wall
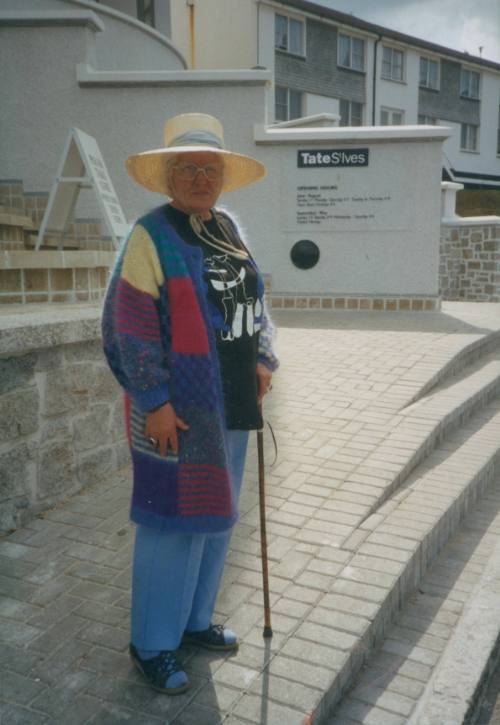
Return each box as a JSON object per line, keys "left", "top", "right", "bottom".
{"left": 239, "top": 125, "right": 451, "bottom": 307}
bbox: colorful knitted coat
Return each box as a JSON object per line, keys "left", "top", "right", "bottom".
{"left": 102, "top": 204, "right": 278, "bottom": 534}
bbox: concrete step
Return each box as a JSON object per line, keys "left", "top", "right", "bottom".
{"left": 327, "top": 472, "right": 500, "bottom": 725}
{"left": 408, "top": 329, "right": 500, "bottom": 406}
{"left": 322, "top": 353, "right": 500, "bottom": 547}
{"left": 307, "top": 394, "right": 500, "bottom": 723}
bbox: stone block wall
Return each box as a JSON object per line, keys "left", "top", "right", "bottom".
{"left": 0, "top": 265, "right": 110, "bottom": 305}
{"left": 270, "top": 294, "right": 440, "bottom": 311}
{"left": 0, "top": 180, "right": 115, "bottom": 252}
{"left": 0, "top": 179, "right": 25, "bottom": 211}
{"left": 0, "top": 323, "right": 128, "bottom": 533}
{"left": 0, "top": 178, "right": 117, "bottom": 306}
{"left": 440, "top": 223, "right": 500, "bottom": 301}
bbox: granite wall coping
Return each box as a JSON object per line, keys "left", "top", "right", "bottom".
{"left": 0, "top": 303, "right": 102, "bottom": 357}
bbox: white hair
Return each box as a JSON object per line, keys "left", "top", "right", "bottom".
{"left": 165, "top": 154, "right": 179, "bottom": 196}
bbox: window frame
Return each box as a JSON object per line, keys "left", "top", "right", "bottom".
{"left": 380, "top": 106, "right": 405, "bottom": 126}
{"left": 337, "top": 32, "right": 366, "bottom": 72}
{"left": 275, "top": 12, "right": 306, "bottom": 57}
{"left": 419, "top": 57, "right": 440, "bottom": 90}
{"left": 381, "top": 45, "right": 405, "bottom": 82}
{"left": 460, "top": 68, "right": 481, "bottom": 100}
{"left": 460, "top": 122, "right": 479, "bottom": 152}
{"left": 339, "top": 99, "right": 363, "bottom": 126}
{"left": 275, "top": 85, "right": 303, "bottom": 122}
{"left": 418, "top": 115, "right": 438, "bottom": 125}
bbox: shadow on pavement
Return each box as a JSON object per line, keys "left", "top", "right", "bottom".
{"left": 272, "top": 309, "right": 499, "bottom": 336}
{"left": 329, "top": 481, "right": 500, "bottom": 724}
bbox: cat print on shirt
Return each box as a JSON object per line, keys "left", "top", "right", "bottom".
{"left": 205, "top": 254, "right": 262, "bottom": 342}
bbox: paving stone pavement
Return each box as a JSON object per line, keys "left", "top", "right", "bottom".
{"left": 1, "top": 302, "right": 500, "bottom": 724}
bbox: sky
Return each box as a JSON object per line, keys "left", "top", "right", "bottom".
{"left": 314, "top": 0, "right": 500, "bottom": 63}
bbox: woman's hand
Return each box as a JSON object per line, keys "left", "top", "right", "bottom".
{"left": 256, "top": 362, "right": 273, "bottom": 405}
{"left": 145, "top": 403, "right": 189, "bottom": 457}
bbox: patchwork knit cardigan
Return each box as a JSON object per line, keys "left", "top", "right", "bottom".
{"left": 102, "top": 204, "right": 278, "bottom": 534}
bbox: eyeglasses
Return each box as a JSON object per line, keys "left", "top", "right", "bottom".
{"left": 173, "top": 163, "right": 222, "bottom": 181}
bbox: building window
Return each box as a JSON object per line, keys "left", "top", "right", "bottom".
{"left": 461, "top": 123, "right": 478, "bottom": 151}
{"left": 419, "top": 57, "right": 439, "bottom": 89}
{"left": 338, "top": 34, "right": 365, "bottom": 71}
{"left": 275, "top": 13, "right": 305, "bottom": 56}
{"left": 418, "top": 115, "right": 437, "bottom": 124}
{"left": 460, "top": 69, "right": 480, "bottom": 99}
{"left": 275, "top": 86, "right": 302, "bottom": 121}
{"left": 340, "top": 99, "right": 363, "bottom": 126}
{"left": 381, "top": 107, "right": 404, "bottom": 125}
{"left": 382, "top": 46, "right": 404, "bottom": 82}
{"left": 137, "top": 0, "right": 155, "bottom": 28}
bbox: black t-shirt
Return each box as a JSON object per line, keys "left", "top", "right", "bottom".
{"left": 164, "top": 205, "right": 263, "bottom": 430}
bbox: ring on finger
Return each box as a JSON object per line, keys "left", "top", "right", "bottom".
{"left": 148, "top": 436, "right": 158, "bottom": 446}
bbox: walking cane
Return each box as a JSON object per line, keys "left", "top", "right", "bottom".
{"left": 257, "top": 409, "right": 273, "bottom": 638}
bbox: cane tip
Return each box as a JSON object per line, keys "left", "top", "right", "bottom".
{"left": 263, "top": 626, "right": 273, "bottom": 638}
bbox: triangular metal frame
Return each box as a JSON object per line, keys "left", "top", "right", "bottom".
{"left": 36, "top": 127, "right": 128, "bottom": 250}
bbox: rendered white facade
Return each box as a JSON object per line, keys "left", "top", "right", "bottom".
{"left": 0, "top": 0, "right": 457, "bottom": 302}
{"left": 159, "top": 0, "right": 500, "bottom": 188}
{"left": 376, "top": 44, "right": 420, "bottom": 125}
{"left": 169, "top": 0, "right": 258, "bottom": 71}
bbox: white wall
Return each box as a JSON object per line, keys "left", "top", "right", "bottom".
{"left": 376, "top": 43, "right": 420, "bottom": 124}
{"left": 0, "top": 20, "right": 268, "bottom": 219}
{"left": 154, "top": 0, "right": 171, "bottom": 38}
{"left": 440, "top": 119, "right": 499, "bottom": 185}
{"left": 364, "top": 38, "right": 376, "bottom": 125}
{"left": 440, "top": 120, "right": 474, "bottom": 179}
{"left": 0, "top": 0, "right": 186, "bottom": 71}
{"left": 477, "top": 72, "right": 500, "bottom": 176}
{"left": 100, "top": 0, "right": 171, "bottom": 37}
{"left": 440, "top": 83, "right": 500, "bottom": 184}
{"left": 100, "top": 0, "right": 136, "bottom": 19}
{"left": 304, "top": 94, "right": 340, "bottom": 118}
{"left": 249, "top": 132, "right": 445, "bottom": 296}
{"left": 257, "top": 2, "right": 275, "bottom": 124}
{"left": 170, "top": 0, "right": 257, "bottom": 69}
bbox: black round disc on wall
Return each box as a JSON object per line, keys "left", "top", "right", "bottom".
{"left": 290, "top": 240, "right": 320, "bottom": 270}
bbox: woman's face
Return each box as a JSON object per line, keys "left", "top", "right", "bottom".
{"left": 169, "top": 151, "right": 224, "bottom": 219}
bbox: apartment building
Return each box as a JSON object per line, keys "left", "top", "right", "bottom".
{"left": 64, "top": 0, "right": 500, "bottom": 188}
{"left": 266, "top": 0, "right": 500, "bottom": 189}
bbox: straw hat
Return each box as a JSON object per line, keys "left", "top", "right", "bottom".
{"left": 126, "top": 113, "right": 266, "bottom": 196}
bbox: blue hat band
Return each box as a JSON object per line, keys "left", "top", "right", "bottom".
{"left": 169, "top": 130, "right": 223, "bottom": 149}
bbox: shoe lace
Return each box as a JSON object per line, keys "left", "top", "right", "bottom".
{"left": 210, "top": 624, "right": 225, "bottom": 638}
{"left": 156, "top": 650, "right": 179, "bottom": 677}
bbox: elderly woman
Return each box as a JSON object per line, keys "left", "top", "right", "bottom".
{"left": 102, "top": 113, "right": 278, "bottom": 694}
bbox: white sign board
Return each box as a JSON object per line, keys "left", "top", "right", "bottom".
{"left": 282, "top": 147, "right": 416, "bottom": 234}
{"left": 36, "top": 128, "right": 128, "bottom": 250}
{"left": 248, "top": 127, "right": 450, "bottom": 297}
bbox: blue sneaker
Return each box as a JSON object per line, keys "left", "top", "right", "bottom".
{"left": 129, "top": 644, "right": 189, "bottom": 694}
{"left": 183, "top": 624, "right": 239, "bottom": 651}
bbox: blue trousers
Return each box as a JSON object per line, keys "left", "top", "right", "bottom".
{"left": 131, "top": 429, "right": 249, "bottom": 651}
